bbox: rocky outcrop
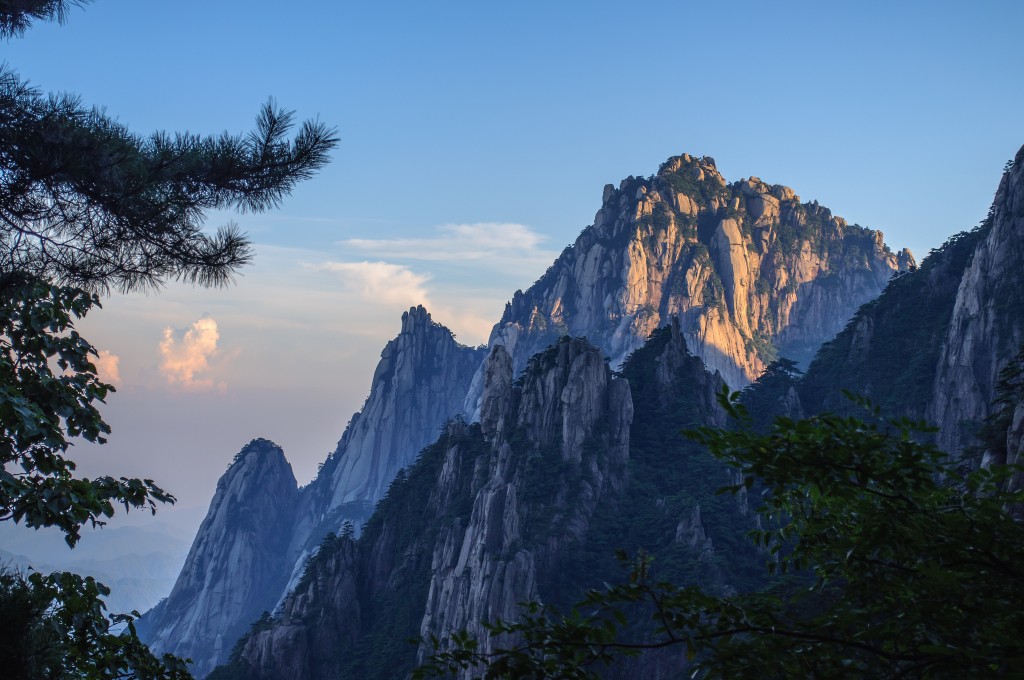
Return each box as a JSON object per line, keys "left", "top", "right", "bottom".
{"left": 419, "top": 340, "right": 632, "bottom": 663}
{"left": 467, "top": 155, "right": 912, "bottom": 416}
{"left": 317, "top": 305, "right": 487, "bottom": 513}
{"left": 213, "top": 337, "right": 633, "bottom": 680}
{"left": 930, "top": 147, "right": 1024, "bottom": 452}
{"left": 138, "top": 440, "right": 299, "bottom": 679}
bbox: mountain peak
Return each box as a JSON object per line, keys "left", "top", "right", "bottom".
{"left": 481, "top": 152, "right": 909, "bottom": 397}
{"left": 401, "top": 304, "right": 436, "bottom": 333}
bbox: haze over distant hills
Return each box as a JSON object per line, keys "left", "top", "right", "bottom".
{"left": 0, "top": 521, "right": 193, "bottom": 615}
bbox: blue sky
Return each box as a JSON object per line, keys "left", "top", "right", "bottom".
{"left": 3, "top": 0, "right": 1022, "bottom": 538}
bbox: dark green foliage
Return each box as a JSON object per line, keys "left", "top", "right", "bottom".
{"left": 0, "top": 567, "right": 192, "bottom": 679}
{"left": 652, "top": 202, "right": 673, "bottom": 232}
{"left": 0, "top": 66, "right": 337, "bottom": 292}
{"left": 540, "top": 327, "right": 764, "bottom": 619}
{"left": 2, "top": 0, "right": 337, "bottom": 293}
{"left": 800, "top": 222, "right": 989, "bottom": 419}
{"left": 738, "top": 358, "right": 802, "bottom": 433}
{"left": 0, "top": 279, "right": 175, "bottom": 546}
{"left": 0, "top": 0, "right": 88, "bottom": 38}
{"left": 974, "top": 343, "right": 1024, "bottom": 464}
{"left": 419, "top": 395, "right": 1024, "bottom": 678}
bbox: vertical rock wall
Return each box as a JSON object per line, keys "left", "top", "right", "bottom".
{"left": 930, "top": 146, "right": 1024, "bottom": 452}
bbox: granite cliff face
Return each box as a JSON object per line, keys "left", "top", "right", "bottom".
{"left": 417, "top": 339, "right": 632, "bottom": 664}
{"left": 930, "top": 147, "right": 1024, "bottom": 452}
{"left": 467, "top": 154, "right": 912, "bottom": 415}
{"left": 318, "top": 306, "right": 488, "bottom": 513}
{"left": 796, "top": 145, "right": 1024, "bottom": 456}
{"left": 149, "top": 152, "right": 920, "bottom": 677}
{"left": 138, "top": 440, "right": 299, "bottom": 679}
{"left": 215, "top": 337, "right": 633, "bottom": 680}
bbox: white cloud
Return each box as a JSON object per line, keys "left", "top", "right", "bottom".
{"left": 93, "top": 350, "right": 121, "bottom": 387}
{"left": 339, "top": 223, "right": 558, "bottom": 272}
{"left": 159, "top": 317, "right": 225, "bottom": 392}
{"left": 315, "top": 261, "right": 433, "bottom": 308}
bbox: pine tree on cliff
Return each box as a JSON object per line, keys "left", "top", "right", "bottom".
{"left": 0, "top": 2, "right": 337, "bottom": 678}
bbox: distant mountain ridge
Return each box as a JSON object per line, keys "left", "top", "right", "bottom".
{"left": 140, "top": 151, "right": 915, "bottom": 676}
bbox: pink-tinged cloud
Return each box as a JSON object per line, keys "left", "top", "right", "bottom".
{"left": 159, "top": 317, "right": 225, "bottom": 392}
{"left": 93, "top": 349, "right": 121, "bottom": 387}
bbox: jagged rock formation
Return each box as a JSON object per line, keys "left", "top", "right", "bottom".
{"left": 797, "top": 144, "right": 1024, "bottom": 454}
{"left": 930, "top": 146, "right": 1024, "bottom": 452}
{"left": 418, "top": 339, "right": 632, "bottom": 661}
{"left": 141, "top": 307, "right": 485, "bottom": 676}
{"left": 214, "top": 314, "right": 767, "bottom": 680}
{"left": 319, "top": 306, "right": 488, "bottom": 511}
{"left": 467, "top": 154, "right": 913, "bottom": 416}
{"left": 149, "top": 152, "right": 920, "bottom": 677}
{"left": 138, "top": 440, "right": 299, "bottom": 679}
{"left": 211, "top": 337, "right": 633, "bottom": 680}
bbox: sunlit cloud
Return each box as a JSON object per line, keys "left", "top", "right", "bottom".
{"left": 93, "top": 350, "right": 121, "bottom": 387}
{"left": 339, "top": 223, "right": 558, "bottom": 272}
{"left": 159, "top": 317, "right": 225, "bottom": 392}
{"left": 315, "top": 261, "right": 433, "bottom": 308}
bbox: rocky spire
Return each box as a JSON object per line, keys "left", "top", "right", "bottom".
{"left": 140, "top": 308, "right": 486, "bottom": 677}
{"left": 320, "top": 305, "right": 487, "bottom": 510}
{"left": 138, "top": 439, "right": 299, "bottom": 678}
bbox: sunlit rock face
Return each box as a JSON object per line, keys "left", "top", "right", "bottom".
{"left": 138, "top": 439, "right": 299, "bottom": 679}
{"left": 465, "top": 154, "right": 911, "bottom": 417}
